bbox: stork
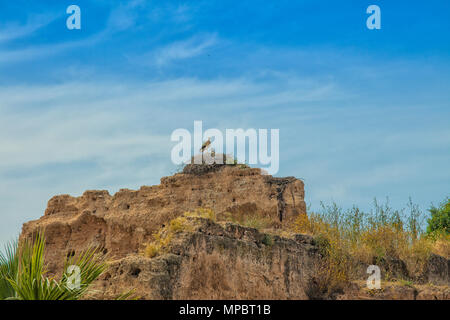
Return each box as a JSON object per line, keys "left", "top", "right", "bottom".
{"left": 200, "top": 137, "right": 212, "bottom": 153}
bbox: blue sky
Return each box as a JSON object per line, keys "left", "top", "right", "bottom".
{"left": 0, "top": 1, "right": 449, "bottom": 246}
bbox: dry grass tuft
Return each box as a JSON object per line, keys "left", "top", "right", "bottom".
{"left": 217, "top": 211, "right": 273, "bottom": 230}
{"left": 430, "top": 233, "right": 450, "bottom": 259}
{"left": 184, "top": 208, "right": 216, "bottom": 221}
{"left": 143, "top": 208, "right": 217, "bottom": 258}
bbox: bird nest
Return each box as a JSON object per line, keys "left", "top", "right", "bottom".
{"left": 182, "top": 153, "right": 245, "bottom": 175}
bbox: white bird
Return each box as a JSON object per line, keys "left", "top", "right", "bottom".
{"left": 200, "top": 137, "right": 211, "bottom": 152}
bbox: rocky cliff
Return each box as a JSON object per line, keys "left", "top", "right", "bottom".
{"left": 20, "top": 164, "right": 449, "bottom": 299}
{"left": 20, "top": 164, "right": 310, "bottom": 297}
{"left": 99, "top": 218, "right": 320, "bottom": 299}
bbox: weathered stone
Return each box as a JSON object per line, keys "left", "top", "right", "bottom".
{"left": 20, "top": 165, "right": 306, "bottom": 277}
{"left": 92, "top": 219, "right": 320, "bottom": 299}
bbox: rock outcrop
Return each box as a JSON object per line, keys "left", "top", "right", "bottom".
{"left": 19, "top": 164, "right": 449, "bottom": 299}
{"left": 20, "top": 165, "right": 306, "bottom": 284}
{"left": 97, "top": 217, "right": 320, "bottom": 299}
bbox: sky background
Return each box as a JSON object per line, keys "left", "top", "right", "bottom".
{"left": 0, "top": 0, "right": 449, "bottom": 246}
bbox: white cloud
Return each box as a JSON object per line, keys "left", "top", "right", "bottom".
{"left": 0, "top": 1, "right": 145, "bottom": 65}
{"left": 0, "top": 76, "right": 338, "bottom": 171}
{"left": 107, "top": 0, "right": 146, "bottom": 31}
{"left": 0, "top": 27, "right": 109, "bottom": 64}
{"left": 172, "top": 4, "right": 192, "bottom": 23}
{"left": 0, "top": 14, "right": 57, "bottom": 43}
{"left": 153, "top": 33, "right": 218, "bottom": 66}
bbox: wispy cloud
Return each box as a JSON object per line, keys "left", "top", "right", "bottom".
{"left": 0, "top": 14, "right": 58, "bottom": 43}
{"left": 171, "top": 4, "right": 192, "bottom": 23}
{"left": 107, "top": 0, "right": 146, "bottom": 31}
{"left": 0, "top": 31, "right": 106, "bottom": 64}
{"left": 0, "top": 1, "right": 149, "bottom": 65}
{"left": 152, "top": 33, "right": 218, "bottom": 66}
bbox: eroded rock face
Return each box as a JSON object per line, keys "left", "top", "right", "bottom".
{"left": 19, "top": 165, "right": 449, "bottom": 299}
{"left": 20, "top": 166, "right": 306, "bottom": 276}
{"left": 96, "top": 218, "right": 320, "bottom": 300}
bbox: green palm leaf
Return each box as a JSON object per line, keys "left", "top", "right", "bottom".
{"left": 0, "top": 239, "right": 19, "bottom": 300}
{"left": 60, "top": 246, "right": 108, "bottom": 300}
{"left": 3, "top": 230, "right": 107, "bottom": 300}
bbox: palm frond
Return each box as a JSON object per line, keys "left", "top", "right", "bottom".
{"left": 6, "top": 231, "right": 68, "bottom": 300}
{"left": 115, "top": 289, "right": 139, "bottom": 300}
{"left": 60, "top": 246, "right": 108, "bottom": 300}
{"left": 0, "top": 239, "right": 19, "bottom": 300}
{"left": 5, "top": 230, "right": 108, "bottom": 300}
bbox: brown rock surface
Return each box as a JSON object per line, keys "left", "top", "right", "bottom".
{"left": 94, "top": 218, "right": 320, "bottom": 299}
{"left": 21, "top": 165, "right": 306, "bottom": 278}
{"left": 19, "top": 164, "right": 449, "bottom": 299}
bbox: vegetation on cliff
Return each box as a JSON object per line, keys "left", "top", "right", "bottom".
{"left": 427, "top": 198, "right": 450, "bottom": 236}
{"left": 142, "top": 198, "right": 448, "bottom": 298}
{"left": 138, "top": 196, "right": 449, "bottom": 299}
{"left": 292, "top": 197, "right": 449, "bottom": 296}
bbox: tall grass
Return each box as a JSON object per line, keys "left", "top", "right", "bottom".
{"left": 293, "top": 198, "right": 438, "bottom": 289}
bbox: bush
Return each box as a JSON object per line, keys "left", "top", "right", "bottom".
{"left": 143, "top": 219, "right": 182, "bottom": 258}
{"left": 427, "top": 198, "right": 450, "bottom": 235}
{"left": 262, "top": 234, "right": 273, "bottom": 246}
{"left": 241, "top": 216, "right": 272, "bottom": 230}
